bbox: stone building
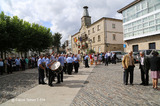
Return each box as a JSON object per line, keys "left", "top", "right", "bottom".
{"left": 118, "top": 0, "right": 160, "bottom": 52}
{"left": 71, "top": 6, "right": 124, "bottom": 54}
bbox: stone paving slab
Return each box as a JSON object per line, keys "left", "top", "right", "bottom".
{"left": 1, "top": 65, "right": 95, "bottom": 106}
{"left": 71, "top": 63, "right": 160, "bottom": 106}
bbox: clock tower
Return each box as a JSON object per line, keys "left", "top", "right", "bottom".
{"left": 81, "top": 6, "right": 91, "bottom": 27}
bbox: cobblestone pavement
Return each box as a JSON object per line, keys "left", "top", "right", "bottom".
{"left": 0, "top": 68, "right": 38, "bottom": 104}
{"left": 71, "top": 63, "right": 160, "bottom": 106}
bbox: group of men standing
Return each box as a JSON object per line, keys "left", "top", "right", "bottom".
{"left": 37, "top": 52, "right": 80, "bottom": 87}
{"left": 122, "top": 50, "right": 160, "bottom": 89}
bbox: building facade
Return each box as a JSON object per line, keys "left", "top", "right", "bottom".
{"left": 118, "top": 0, "right": 160, "bottom": 52}
{"left": 72, "top": 6, "right": 124, "bottom": 54}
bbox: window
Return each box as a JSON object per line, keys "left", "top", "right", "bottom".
{"left": 92, "top": 28, "right": 95, "bottom": 33}
{"left": 98, "top": 35, "right": 101, "bottom": 42}
{"left": 112, "top": 24, "right": 115, "bottom": 28}
{"left": 93, "top": 47, "right": 95, "bottom": 51}
{"left": 88, "top": 30, "right": 90, "bottom": 35}
{"left": 149, "top": 42, "right": 156, "bottom": 49}
{"left": 93, "top": 37, "right": 95, "bottom": 43}
{"left": 97, "top": 25, "right": 100, "bottom": 31}
{"left": 133, "top": 45, "right": 139, "bottom": 52}
{"left": 113, "top": 34, "right": 116, "bottom": 40}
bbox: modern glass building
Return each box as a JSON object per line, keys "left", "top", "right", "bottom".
{"left": 118, "top": 0, "right": 160, "bottom": 52}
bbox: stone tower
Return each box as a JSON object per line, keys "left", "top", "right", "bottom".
{"left": 81, "top": 6, "right": 91, "bottom": 27}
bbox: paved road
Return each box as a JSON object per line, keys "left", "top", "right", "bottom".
{"left": 71, "top": 63, "right": 160, "bottom": 106}
{"left": 0, "top": 68, "right": 38, "bottom": 104}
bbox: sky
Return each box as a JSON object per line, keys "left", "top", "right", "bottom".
{"left": 0, "top": 0, "right": 134, "bottom": 43}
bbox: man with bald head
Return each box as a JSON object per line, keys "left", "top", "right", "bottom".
{"left": 122, "top": 51, "right": 135, "bottom": 85}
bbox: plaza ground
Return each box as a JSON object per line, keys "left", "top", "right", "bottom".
{"left": 0, "top": 63, "right": 160, "bottom": 106}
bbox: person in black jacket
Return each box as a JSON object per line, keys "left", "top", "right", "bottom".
{"left": 150, "top": 51, "right": 160, "bottom": 89}
{"left": 139, "top": 52, "right": 150, "bottom": 85}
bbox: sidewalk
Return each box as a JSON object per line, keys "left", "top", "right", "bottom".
{"left": 1, "top": 64, "right": 95, "bottom": 106}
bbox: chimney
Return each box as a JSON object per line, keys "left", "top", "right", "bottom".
{"left": 83, "top": 6, "right": 89, "bottom": 16}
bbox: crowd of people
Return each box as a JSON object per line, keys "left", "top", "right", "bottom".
{"left": 0, "top": 56, "right": 38, "bottom": 75}
{"left": 122, "top": 51, "right": 160, "bottom": 90}
{"left": 83, "top": 51, "right": 117, "bottom": 67}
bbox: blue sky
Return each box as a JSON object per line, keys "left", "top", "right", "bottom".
{"left": 0, "top": 0, "right": 134, "bottom": 43}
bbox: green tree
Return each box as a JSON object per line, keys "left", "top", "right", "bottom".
{"left": 52, "top": 32, "right": 62, "bottom": 53}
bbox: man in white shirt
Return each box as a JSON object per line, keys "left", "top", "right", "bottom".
{"left": 38, "top": 55, "right": 46, "bottom": 84}
{"left": 139, "top": 52, "right": 145, "bottom": 85}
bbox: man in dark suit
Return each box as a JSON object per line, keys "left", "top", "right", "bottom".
{"left": 139, "top": 52, "right": 145, "bottom": 85}
{"left": 139, "top": 52, "right": 150, "bottom": 86}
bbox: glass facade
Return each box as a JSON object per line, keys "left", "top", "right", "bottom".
{"left": 123, "top": 0, "right": 160, "bottom": 39}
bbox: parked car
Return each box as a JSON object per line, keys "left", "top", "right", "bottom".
{"left": 111, "top": 51, "right": 127, "bottom": 62}
{"left": 139, "top": 49, "right": 160, "bottom": 57}
{"left": 133, "top": 52, "right": 140, "bottom": 63}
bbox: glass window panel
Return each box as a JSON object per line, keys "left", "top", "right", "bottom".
{"left": 155, "top": 13, "right": 160, "bottom": 18}
{"left": 156, "top": 19, "right": 160, "bottom": 24}
{"left": 155, "top": 3, "right": 160, "bottom": 10}
{"left": 133, "top": 26, "right": 137, "bottom": 31}
{"left": 142, "top": 2, "right": 147, "bottom": 9}
{"left": 148, "top": 7, "right": 154, "bottom": 13}
{"left": 143, "top": 17, "right": 148, "bottom": 22}
{"left": 138, "top": 24, "right": 143, "bottom": 29}
{"left": 136, "top": 4, "right": 141, "bottom": 11}
{"left": 148, "top": 15, "right": 154, "bottom": 20}
{"left": 149, "top": 21, "right": 154, "bottom": 26}
{"left": 156, "top": 25, "right": 160, "bottom": 30}
{"left": 132, "top": 21, "right": 137, "bottom": 26}
{"left": 142, "top": 9, "right": 148, "bottom": 15}
{"left": 149, "top": 26, "right": 156, "bottom": 32}
{"left": 143, "top": 22, "right": 148, "bottom": 28}
{"left": 144, "top": 28, "right": 149, "bottom": 34}
{"left": 139, "top": 30, "right": 143, "bottom": 35}
{"left": 137, "top": 11, "right": 142, "bottom": 17}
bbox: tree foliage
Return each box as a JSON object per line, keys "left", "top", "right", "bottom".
{"left": 52, "top": 32, "right": 62, "bottom": 53}
{"left": 0, "top": 11, "right": 53, "bottom": 57}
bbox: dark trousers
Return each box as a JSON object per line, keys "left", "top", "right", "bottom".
{"left": 57, "top": 67, "right": 63, "bottom": 83}
{"left": 64, "top": 63, "right": 67, "bottom": 74}
{"left": 16, "top": 65, "right": 20, "bottom": 71}
{"left": 145, "top": 69, "right": 149, "bottom": 85}
{"left": 48, "top": 68, "right": 55, "bottom": 85}
{"left": 105, "top": 58, "right": 108, "bottom": 66}
{"left": 140, "top": 66, "right": 145, "bottom": 84}
{"left": 124, "top": 66, "right": 134, "bottom": 84}
{"left": 74, "top": 63, "right": 79, "bottom": 73}
{"left": 108, "top": 56, "right": 111, "bottom": 64}
{"left": 7, "top": 66, "right": 12, "bottom": 74}
{"left": 67, "top": 63, "right": 73, "bottom": 75}
{"left": 38, "top": 68, "right": 45, "bottom": 84}
{"left": 22, "top": 65, "right": 25, "bottom": 71}
{"left": 85, "top": 59, "right": 89, "bottom": 68}
{"left": 0, "top": 66, "right": 3, "bottom": 75}
{"left": 112, "top": 58, "right": 116, "bottom": 64}
{"left": 46, "top": 68, "right": 49, "bottom": 78}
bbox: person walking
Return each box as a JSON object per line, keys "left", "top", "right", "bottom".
{"left": 0, "top": 58, "right": 4, "bottom": 75}
{"left": 84, "top": 54, "right": 89, "bottom": 68}
{"left": 38, "top": 55, "right": 46, "bottom": 84}
{"left": 15, "top": 57, "right": 21, "bottom": 71}
{"left": 66, "top": 55, "right": 74, "bottom": 75}
{"left": 111, "top": 52, "right": 117, "bottom": 64}
{"left": 150, "top": 51, "right": 160, "bottom": 89}
{"left": 74, "top": 54, "right": 79, "bottom": 73}
{"left": 94, "top": 55, "right": 98, "bottom": 65}
{"left": 122, "top": 51, "right": 135, "bottom": 85}
{"left": 57, "top": 54, "right": 64, "bottom": 83}
{"left": 21, "top": 57, "right": 26, "bottom": 71}
{"left": 105, "top": 52, "right": 108, "bottom": 66}
{"left": 25, "top": 57, "right": 29, "bottom": 69}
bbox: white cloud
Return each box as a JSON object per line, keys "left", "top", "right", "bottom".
{"left": 0, "top": 0, "right": 134, "bottom": 43}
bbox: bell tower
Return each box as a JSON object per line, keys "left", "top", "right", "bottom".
{"left": 81, "top": 6, "right": 91, "bottom": 27}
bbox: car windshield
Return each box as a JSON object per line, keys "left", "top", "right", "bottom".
{"left": 146, "top": 50, "right": 152, "bottom": 55}
{"left": 157, "top": 50, "right": 160, "bottom": 54}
